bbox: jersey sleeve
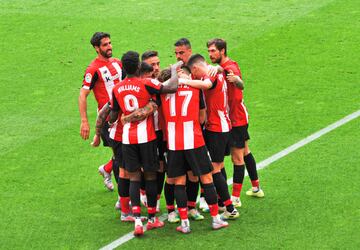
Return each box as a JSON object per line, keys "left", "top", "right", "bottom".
{"left": 144, "top": 78, "right": 163, "bottom": 95}
{"left": 199, "top": 90, "right": 205, "bottom": 109}
{"left": 203, "top": 75, "right": 217, "bottom": 90}
{"left": 153, "top": 94, "right": 162, "bottom": 107}
{"left": 82, "top": 66, "right": 98, "bottom": 90}
{"left": 224, "top": 62, "right": 242, "bottom": 79}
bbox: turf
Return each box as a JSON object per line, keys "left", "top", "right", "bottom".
{"left": 0, "top": 0, "right": 359, "bottom": 249}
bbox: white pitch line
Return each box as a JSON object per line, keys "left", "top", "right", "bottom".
{"left": 101, "top": 109, "right": 360, "bottom": 250}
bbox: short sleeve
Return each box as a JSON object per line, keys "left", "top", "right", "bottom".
{"left": 144, "top": 78, "right": 163, "bottom": 95}
{"left": 224, "top": 62, "right": 242, "bottom": 79}
{"left": 199, "top": 90, "right": 206, "bottom": 109}
{"left": 82, "top": 66, "right": 98, "bottom": 90}
{"left": 203, "top": 75, "right": 217, "bottom": 90}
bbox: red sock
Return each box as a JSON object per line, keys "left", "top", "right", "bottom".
{"left": 251, "top": 179, "right": 259, "bottom": 188}
{"left": 132, "top": 206, "right": 141, "bottom": 217}
{"left": 103, "top": 159, "right": 113, "bottom": 173}
{"left": 157, "top": 194, "right": 161, "bottom": 200}
{"left": 147, "top": 207, "right": 156, "bottom": 218}
{"left": 166, "top": 205, "right": 175, "bottom": 213}
{"left": 140, "top": 189, "right": 146, "bottom": 196}
{"left": 223, "top": 199, "right": 232, "bottom": 207}
{"left": 208, "top": 203, "right": 219, "bottom": 217}
{"left": 120, "top": 197, "right": 130, "bottom": 214}
{"left": 232, "top": 183, "right": 243, "bottom": 197}
{"left": 187, "top": 201, "right": 196, "bottom": 209}
{"left": 178, "top": 207, "right": 188, "bottom": 220}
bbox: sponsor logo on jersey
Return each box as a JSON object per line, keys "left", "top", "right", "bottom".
{"left": 105, "top": 73, "right": 121, "bottom": 83}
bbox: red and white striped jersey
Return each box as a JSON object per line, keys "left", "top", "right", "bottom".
{"left": 82, "top": 58, "right": 123, "bottom": 110}
{"left": 203, "top": 74, "right": 231, "bottom": 132}
{"left": 220, "top": 59, "right": 249, "bottom": 127}
{"left": 111, "top": 77, "right": 162, "bottom": 144}
{"left": 161, "top": 84, "right": 205, "bottom": 150}
{"left": 109, "top": 113, "right": 123, "bottom": 142}
{"left": 152, "top": 94, "right": 165, "bottom": 132}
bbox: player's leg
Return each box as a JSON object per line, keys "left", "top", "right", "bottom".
{"left": 186, "top": 171, "right": 203, "bottom": 221}
{"left": 98, "top": 122, "right": 114, "bottom": 191}
{"left": 144, "top": 171, "right": 164, "bottom": 230}
{"left": 212, "top": 163, "right": 239, "bottom": 220}
{"left": 174, "top": 175, "right": 190, "bottom": 233}
{"left": 231, "top": 147, "right": 245, "bottom": 207}
{"left": 244, "top": 140, "right": 265, "bottom": 197}
{"left": 165, "top": 176, "right": 180, "bottom": 223}
{"left": 119, "top": 168, "right": 133, "bottom": 221}
{"left": 156, "top": 132, "right": 166, "bottom": 213}
{"left": 205, "top": 130, "right": 232, "bottom": 214}
{"left": 128, "top": 170, "right": 143, "bottom": 236}
{"left": 230, "top": 126, "right": 247, "bottom": 207}
{"left": 140, "top": 140, "right": 164, "bottom": 231}
{"left": 199, "top": 172, "right": 228, "bottom": 230}
{"left": 167, "top": 150, "right": 190, "bottom": 233}
{"left": 122, "top": 143, "right": 144, "bottom": 236}
{"left": 110, "top": 140, "right": 122, "bottom": 210}
{"left": 140, "top": 172, "right": 147, "bottom": 207}
{"left": 188, "top": 146, "right": 228, "bottom": 230}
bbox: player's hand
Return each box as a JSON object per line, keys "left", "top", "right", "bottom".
{"left": 91, "top": 134, "right": 101, "bottom": 147}
{"left": 120, "top": 113, "right": 127, "bottom": 125}
{"left": 207, "top": 65, "right": 218, "bottom": 77}
{"left": 80, "top": 121, "right": 90, "bottom": 140}
{"left": 226, "top": 70, "right": 241, "bottom": 83}
{"left": 171, "top": 61, "right": 184, "bottom": 70}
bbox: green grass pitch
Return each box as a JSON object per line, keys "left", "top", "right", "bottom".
{"left": 0, "top": 0, "right": 359, "bottom": 249}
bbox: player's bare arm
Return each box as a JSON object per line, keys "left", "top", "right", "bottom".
{"left": 160, "top": 61, "right": 183, "bottom": 93}
{"left": 182, "top": 78, "right": 213, "bottom": 90}
{"left": 79, "top": 88, "right": 91, "bottom": 140}
{"left": 226, "top": 70, "right": 244, "bottom": 90}
{"left": 121, "top": 101, "right": 158, "bottom": 125}
{"left": 108, "top": 109, "right": 119, "bottom": 125}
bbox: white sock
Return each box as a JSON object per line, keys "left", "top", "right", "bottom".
{"left": 181, "top": 219, "right": 190, "bottom": 227}
{"left": 135, "top": 218, "right": 142, "bottom": 227}
{"left": 212, "top": 214, "right": 221, "bottom": 221}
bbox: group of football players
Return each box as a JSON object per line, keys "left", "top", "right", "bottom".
{"left": 78, "top": 32, "right": 264, "bottom": 236}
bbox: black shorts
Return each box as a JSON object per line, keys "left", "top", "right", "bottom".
{"left": 156, "top": 130, "right": 167, "bottom": 161}
{"left": 230, "top": 125, "right": 250, "bottom": 149}
{"left": 122, "top": 140, "right": 159, "bottom": 173}
{"left": 101, "top": 122, "right": 111, "bottom": 147}
{"left": 166, "top": 146, "right": 213, "bottom": 178}
{"left": 204, "top": 130, "right": 230, "bottom": 163}
{"left": 109, "top": 139, "right": 123, "bottom": 168}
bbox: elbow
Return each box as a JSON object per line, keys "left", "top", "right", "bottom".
{"left": 168, "top": 81, "right": 179, "bottom": 93}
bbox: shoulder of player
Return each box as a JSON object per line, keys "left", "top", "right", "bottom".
{"left": 143, "top": 77, "right": 161, "bottom": 87}
{"left": 109, "top": 57, "right": 121, "bottom": 64}
{"left": 85, "top": 59, "right": 100, "bottom": 70}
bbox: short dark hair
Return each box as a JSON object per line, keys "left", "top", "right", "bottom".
{"left": 90, "top": 32, "right": 110, "bottom": 47}
{"left": 141, "top": 50, "right": 158, "bottom": 61}
{"left": 187, "top": 54, "right": 205, "bottom": 68}
{"left": 181, "top": 65, "right": 191, "bottom": 75}
{"left": 139, "top": 62, "right": 153, "bottom": 75}
{"left": 158, "top": 68, "right": 171, "bottom": 82}
{"left": 174, "top": 38, "right": 191, "bottom": 48}
{"left": 121, "top": 51, "right": 140, "bottom": 75}
{"left": 207, "top": 38, "right": 227, "bottom": 56}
